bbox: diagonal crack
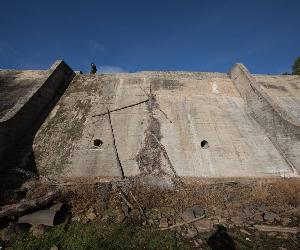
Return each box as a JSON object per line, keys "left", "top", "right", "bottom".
{"left": 92, "top": 99, "right": 149, "bottom": 117}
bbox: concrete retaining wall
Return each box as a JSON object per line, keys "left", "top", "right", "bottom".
{"left": 33, "top": 71, "right": 295, "bottom": 178}
{"left": 229, "top": 64, "right": 300, "bottom": 174}
{"left": 0, "top": 60, "right": 75, "bottom": 172}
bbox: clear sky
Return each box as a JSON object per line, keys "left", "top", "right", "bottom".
{"left": 0, "top": 0, "right": 299, "bottom": 74}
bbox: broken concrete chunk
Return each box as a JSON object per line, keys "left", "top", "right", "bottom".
{"left": 18, "top": 202, "right": 63, "bottom": 226}
{"left": 18, "top": 210, "right": 57, "bottom": 226}
{"left": 181, "top": 206, "right": 204, "bottom": 222}
{"left": 193, "top": 219, "right": 213, "bottom": 233}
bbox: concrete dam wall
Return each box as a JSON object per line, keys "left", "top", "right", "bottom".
{"left": 229, "top": 64, "right": 300, "bottom": 174}
{"left": 0, "top": 61, "right": 299, "bottom": 179}
{"left": 0, "top": 61, "right": 75, "bottom": 172}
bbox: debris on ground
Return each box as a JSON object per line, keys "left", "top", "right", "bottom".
{"left": 181, "top": 206, "right": 205, "bottom": 221}
{"left": 18, "top": 202, "right": 64, "bottom": 226}
{"left": 193, "top": 218, "right": 213, "bottom": 233}
{"left": 0, "top": 178, "right": 299, "bottom": 249}
{"left": 0, "top": 190, "right": 60, "bottom": 221}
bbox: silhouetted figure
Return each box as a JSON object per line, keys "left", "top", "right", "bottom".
{"left": 207, "top": 225, "right": 236, "bottom": 250}
{"left": 90, "top": 63, "right": 97, "bottom": 74}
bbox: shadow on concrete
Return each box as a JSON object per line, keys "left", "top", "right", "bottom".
{"left": 207, "top": 225, "right": 236, "bottom": 250}
{"left": 0, "top": 78, "right": 71, "bottom": 205}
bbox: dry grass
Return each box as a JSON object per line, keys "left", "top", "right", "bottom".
{"left": 2, "top": 177, "right": 299, "bottom": 250}
{"left": 2, "top": 177, "right": 299, "bottom": 218}
{"left": 123, "top": 178, "right": 300, "bottom": 213}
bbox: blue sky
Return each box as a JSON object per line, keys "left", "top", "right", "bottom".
{"left": 0, "top": 0, "right": 299, "bottom": 74}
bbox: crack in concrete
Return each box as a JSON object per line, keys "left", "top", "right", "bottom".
{"left": 92, "top": 99, "right": 149, "bottom": 117}
{"left": 107, "top": 108, "right": 125, "bottom": 179}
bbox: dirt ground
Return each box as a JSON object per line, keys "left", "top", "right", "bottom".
{"left": 1, "top": 176, "right": 299, "bottom": 249}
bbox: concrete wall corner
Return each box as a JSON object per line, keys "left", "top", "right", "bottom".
{"left": 0, "top": 60, "right": 75, "bottom": 173}
{"left": 228, "top": 63, "right": 300, "bottom": 175}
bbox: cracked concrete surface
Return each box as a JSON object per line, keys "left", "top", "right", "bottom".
{"left": 1, "top": 61, "right": 298, "bottom": 179}
{"left": 34, "top": 74, "right": 149, "bottom": 177}
{"left": 152, "top": 75, "right": 293, "bottom": 177}
{"left": 31, "top": 70, "right": 298, "bottom": 178}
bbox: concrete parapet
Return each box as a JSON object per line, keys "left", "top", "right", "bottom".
{"left": 0, "top": 60, "right": 75, "bottom": 172}
{"left": 229, "top": 64, "right": 300, "bottom": 174}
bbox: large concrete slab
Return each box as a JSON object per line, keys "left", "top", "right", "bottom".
{"left": 151, "top": 73, "right": 293, "bottom": 177}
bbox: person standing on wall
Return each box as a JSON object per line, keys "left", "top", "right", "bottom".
{"left": 90, "top": 63, "right": 97, "bottom": 74}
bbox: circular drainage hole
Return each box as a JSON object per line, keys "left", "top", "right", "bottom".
{"left": 201, "top": 140, "right": 209, "bottom": 149}
{"left": 94, "top": 139, "right": 103, "bottom": 147}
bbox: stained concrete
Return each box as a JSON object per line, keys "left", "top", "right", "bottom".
{"left": 1, "top": 60, "right": 298, "bottom": 179}
{"left": 0, "top": 61, "right": 75, "bottom": 172}
{"left": 0, "top": 70, "right": 49, "bottom": 121}
{"left": 151, "top": 73, "right": 293, "bottom": 177}
{"left": 34, "top": 74, "right": 149, "bottom": 177}
{"left": 31, "top": 68, "right": 298, "bottom": 179}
